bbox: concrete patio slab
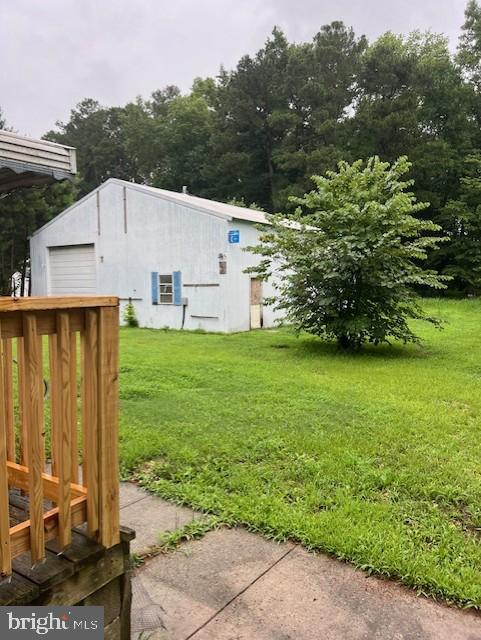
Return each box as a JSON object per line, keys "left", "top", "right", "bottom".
{"left": 122, "top": 484, "right": 481, "bottom": 640}
{"left": 132, "top": 528, "right": 294, "bottom": 639}
{"left": 131, "top": 527, "right": 481, "bottom": 640}
{"left": 193, "top": 544, "right": 481, "bottom": 640}
{"left": 120, "top": 482, "right": 148, "bottom": 509}
{"left": 120, "top": 482, "right": 202, "bottom": 553}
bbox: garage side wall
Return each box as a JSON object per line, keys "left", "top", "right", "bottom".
{"left": 112, "top": 186, "right": 230, "bottom": 332}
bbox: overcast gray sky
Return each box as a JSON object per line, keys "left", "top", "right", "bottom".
{"left": 0, "top": 0, "right": 469, "bottom": 138}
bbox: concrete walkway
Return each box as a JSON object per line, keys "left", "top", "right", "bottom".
{"left": 120, "top": 483, "right": 481, "bottom": 640}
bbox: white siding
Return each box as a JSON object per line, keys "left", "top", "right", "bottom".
{"left": 48, "top": 244, "right": 96, "bottom": 294}
{"left": 121, "top": 187, "right": 228, "bottom": 331}
{"left": 188, "top": 286, "right": 221, "bottom": 319}
{"left": 225, "top": 220, "right": 280, "bottom": 331}
{"left": 30, "top": 180, "right": 283, "bottom": 332}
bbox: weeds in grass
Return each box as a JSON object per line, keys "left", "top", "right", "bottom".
{"left": 131, "top": 515, "right": 225, "bottom": 565}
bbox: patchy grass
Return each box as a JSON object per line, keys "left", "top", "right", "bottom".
{"left": 119, "top": 299, "right": 481, "bottom": 607}
{"left": 131, "top": 513, "right": 227, "bottom": 566}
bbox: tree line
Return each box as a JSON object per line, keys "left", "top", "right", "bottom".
{"left": 2, "top": 0, "right": 481, "bottom": 295}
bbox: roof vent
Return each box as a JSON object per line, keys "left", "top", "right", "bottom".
{"left": 182, "top": 185, "right": 188, "bottom": 194}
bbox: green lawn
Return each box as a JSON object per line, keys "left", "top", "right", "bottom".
{"left": 119, "top": 299, "right": 481, "bottom": 607}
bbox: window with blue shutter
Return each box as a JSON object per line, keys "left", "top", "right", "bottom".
{"left": 173, "top": 270, "right": 182, "bottom": 306}
{"left": 151, "top": 272, "right": 159, "bottom": 305}
{"left": 152, "top": 271, "right": 181, "bottom": 305}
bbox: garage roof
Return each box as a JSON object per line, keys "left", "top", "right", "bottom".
{"left": 108, "top": 179, "right": 269, "bottom": 224}
{"left": 134, "top": 182, "right": 268, "bottom": 224}
{"left": 32, "top": 177, "right": 270, "bottom": 237}
{"left": 0, "top": 130, "right": 77, "bottom": 193}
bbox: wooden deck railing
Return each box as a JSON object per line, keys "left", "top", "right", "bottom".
{"left": 0, "top": 296, "right": 120, "bottom": 575}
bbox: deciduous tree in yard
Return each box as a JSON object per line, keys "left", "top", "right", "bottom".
{"left": 250, "top": 156, "right": 449, "bottom": 349}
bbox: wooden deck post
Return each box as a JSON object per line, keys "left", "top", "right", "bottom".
{"left": 97, "top": 306, "right": 120, "bottom": 548}
{"left": 48, "top": 335, "right": 59, "bottom": 477}
{"left": 56, "top": 312, "right": 72, "bottom": 549}
{"left": 0, "top": 324, "right": 12, "bottom": 575}
{"left": 69, "top": 332, "right": 79, "bottom": 484}
{"left": 2, "top": 339, "right": 15, "bottom": 462}
{"left": 82, "top": 309, "right": 99, "bottom": 538}
{"left": 22, "top": 313, "right": 45, "bottom": 564}
{"left": 17, "top": 336, "right": 28, "bottom": 467}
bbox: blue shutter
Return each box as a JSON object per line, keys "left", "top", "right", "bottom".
{"left": 151, "top": 272, "right": 158, "bottom": 305}
{"left": 173, "top": 270, "right": 182, "bottom": 306}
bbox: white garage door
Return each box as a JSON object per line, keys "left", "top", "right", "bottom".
{"left": 48, "top": 244, "right": 96, "bottom": 295}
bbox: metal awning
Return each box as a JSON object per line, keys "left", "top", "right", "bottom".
{"left": 0, "top": 130, "right": 76, "bottom": 194}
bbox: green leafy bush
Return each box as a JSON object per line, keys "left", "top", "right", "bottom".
{"left": 249, "top": 156, "right": 450, "bottom": 349}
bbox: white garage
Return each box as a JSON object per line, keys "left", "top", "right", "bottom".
{"left": 30, "top": 178, "right": 282, "bottom": 333}
{"left": 48, "top": 244, "right": 96, "bottom": 295}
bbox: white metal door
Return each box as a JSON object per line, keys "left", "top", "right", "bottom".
{"left": 48, "top": 244, "right": 96, "bottom": 295}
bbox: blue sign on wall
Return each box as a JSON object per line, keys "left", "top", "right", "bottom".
{"left": 228, "top": 229, "right": 240, "bottom": 244}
